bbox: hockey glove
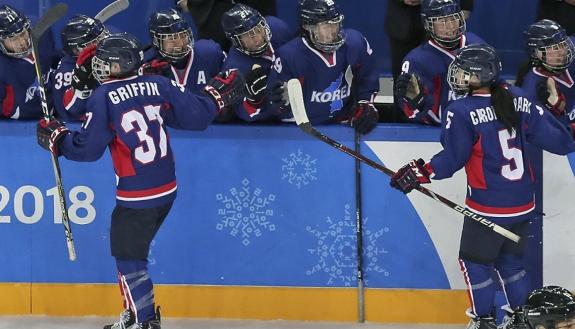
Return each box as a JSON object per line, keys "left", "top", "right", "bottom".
{"left": 390, "top": 158, "right": 432, "bottom": 194}
{"left": 72, "top": 44, "right": 98, "bottom": 91}
{"left": 139, "top": 59, "right": 171, "bottom": 77}
{"left": 394, "top": 73, "right": 425, "bottom": 108}
{"left": 37, "top": 118, "right": 69, "bottom": 155}
{"left": 350, "top": 101, "right": 379, "bottom": 135}
{"left": 245, "top": 64, "right": 268, "bottom": 104}
{"left": 204, "top": 69, "right": 246, "bottom": 111}
{"left": 268, "top": 81, "right": 292, "bottom": 116}
{"left": 537, "top": 77, "right": 566, "bottom": 117}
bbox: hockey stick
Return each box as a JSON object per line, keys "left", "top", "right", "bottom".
{"left": 94, "top": 0, "right": 130, "bottom": 23}
{"left": 354, "top": 131, "right": 365, "bottom": 323}
{"left": 286, "top": 79, "right": 521, "bottom": 243}
{"left": 31, "top": 3, "right": 77, "bottom": 261}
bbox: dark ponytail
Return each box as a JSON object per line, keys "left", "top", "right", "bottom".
{"left": 490, "top": 83, "right": 519, "bottom": 133}
{"left": 514, "top": 60, "right": 533, "bottom": 87}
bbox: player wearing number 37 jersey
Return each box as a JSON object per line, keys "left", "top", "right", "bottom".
{"left": 390, "top": 44, "right": 575, "bottom": 329}
{"left": 36, "top": 33, "right": 245, "bottom": 329}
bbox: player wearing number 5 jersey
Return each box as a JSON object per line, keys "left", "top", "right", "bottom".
{"left": 36, "top": 33, "right": 245, "bottom": 329}
{"left": 390, "top": 44, "right": 575, "bottom": 329}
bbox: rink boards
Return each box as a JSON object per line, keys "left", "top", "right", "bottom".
{"left": 1, "top": 122, "right": 574, "bottom": 323}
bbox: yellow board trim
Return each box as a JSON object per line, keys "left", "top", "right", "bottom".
{"left": 0, "top": 283, "right": 469, "bottom": 323}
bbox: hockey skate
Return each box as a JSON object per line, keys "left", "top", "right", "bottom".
{"left": 103, "top": 308, "right": 135, "bottom": 329}
{"left": 132, "top": 306, "right": 161, "bottom": 329}
{"left": 498, "top": 308, "right": 529, "bottom": 329}
{"left": 466, "top": 316, "right": 498, "bottom": 329}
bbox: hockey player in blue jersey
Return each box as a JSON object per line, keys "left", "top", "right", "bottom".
{"left": 267, "top": 0, "right": 379, "bottom": 134}
{"left": 0, "top": 4, "right": 60, "bottom": 120}
{"left": 144, "top": 9, "right": 224, "bottom": 94}
{"left": 517, "top": 19, "right": 575, "bottom": 126}
{"left": 394, "top": 0, "right": 485, "bottom": 125}
{"left": 36, "top": 33, "right": 246, "bottom": 329}
{"left": 54, "top": 15, "right": 109, "bottom": 121}
{"left": 389, "top": 44, "right": 575, "bottom": 329}
{"left": 221, "top": 3, "right": 292, "bottom": 122}
{"left": 143, "top": 9, "right": 229, "bottom": 121}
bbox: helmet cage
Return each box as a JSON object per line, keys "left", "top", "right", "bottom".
{"left": 535, "top": 37, "right": 575, "bottom": 73}
{"left": 0, "top": 21, "right": 31, "bottom": 58}
{"left": 92, "top": 55, "right": 111, "bottom": 84}
{"left": 447, "top": 62, "right": 473, "bottom": 95}
{"left": 231, "top": 19, "right": 271, "bottom": 56}
{"left": 152, "top": 28, "right": 193, "bottom": 60}
{"left": 305, "top": 14, "right": 345, "bottom": 53}
{"left": 424, "top": 11, "right": 465, "bottom": 47}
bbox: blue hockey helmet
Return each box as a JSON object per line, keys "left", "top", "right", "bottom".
{"left": 524, "top": 19, "right": 574, "bottom": 73}
{"left": 61, "top": 15, "right": 109, "bottom": 57}
{"left": 221, "top": 4, "right": 271, "bottom": 56}
{"left": 92, "top": 33, "right": 144, "bottom": 83}
{"left": 0, "top": 4, "right": 31, "bottom": 58}
{"left": 421, "top": 0, "right": 465, "bottom": 49}
{"left": 149, "top": 8, "right": 193, "bottom": 61}
{"left": 299, "top": 0, "right": 345, "bottom": 53}
{"left": 523, "top": 286, "right": 575, "bottom": 329}
{"left": 447, "top": 43, "right": 501, "bottom": 95}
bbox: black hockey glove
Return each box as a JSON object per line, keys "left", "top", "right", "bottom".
{"left": 268, "top": 81, "right": 291, "bottom": 116}
{"left": 140, "top": 59, "right": 171, "bottom": 77}
{"left": 37, "top": 117, "right": 69, "bottom": 155}
{"left": 72, "top": 44, "right": 98, "bottom": 91}
{"left": 394, "top": 73, "right": 425, "bottom": 109}
{"left": 245, "top": 64, "right": 268, "bottom": 104}
{"left": 390, "top": 158, "right": 431, "bottom": 194}
{"left": 350, "top": 101, "right": 379, "bottom": 135}
{"left": 203, "top": 69, "right": 246, "bottom": 111}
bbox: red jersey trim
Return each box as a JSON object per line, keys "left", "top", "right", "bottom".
{"left": 2, "top": 85, "right": 14, "bottom": 118}
{"left": 465, "top": 135, "right": 487, "bottom": 189}
{"left": 465, "top": 197, "right": 535, "bottom": 217}
{"left": 116, "top": 180, "right": 177, "bottom": 201}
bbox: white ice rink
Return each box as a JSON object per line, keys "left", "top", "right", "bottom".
{"left": 0, "top": 317, "right": 465, "bottom": 329}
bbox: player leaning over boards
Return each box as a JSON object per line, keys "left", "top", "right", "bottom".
{"left": 389, "top": 44, "right": 575, "bottom": 329}
{"left": 267, "top": 0, "right": 380, "bottom": 135}
{"left": 36, "top": 33, "right": 245, "bottom": 329}
{"left": 394, "top": 0, "right": 485, "bottom": 125}
{"left": 56, "top": 14, "right": 110, "bottom": 121}
{"left": 0, "top": 4, "right": 61, "bottom": 120}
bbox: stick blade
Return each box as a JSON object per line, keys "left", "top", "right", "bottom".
{"left": 32, "top": 3, "right": 68, "bottom": 40}
{"left": 287, "top": 79, "right": 310, "bottom": 126}
{"left": 95, "top": 0, "right": 130, "bottom": 23}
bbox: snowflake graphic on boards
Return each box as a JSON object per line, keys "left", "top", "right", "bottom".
{"left": 281, "top": 149, "right": 318, "bottom": 189}
{"left": 216, "top": 178, "right": 276, "bottom": 246}
{"left": 306, "top": 204, "right": 389, "bottom": 286}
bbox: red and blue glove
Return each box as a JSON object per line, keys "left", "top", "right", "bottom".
{"left": 140, "top": 59, "right": 171, "bottom": 77}
{"left": 71, "top": 44, "right": 98, "bottom": 91}
{"left": 204, "top": 69, "right": 246, "bottom": 111}
{"left": 37, "top": 118, "right": 69, "bottom": 155}
{"left": 390, "top": 158, "right": 432, "bottom": 194}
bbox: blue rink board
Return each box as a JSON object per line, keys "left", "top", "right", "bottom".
{"left": 0, "top": 122, "right": 541, "bottom": 289}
